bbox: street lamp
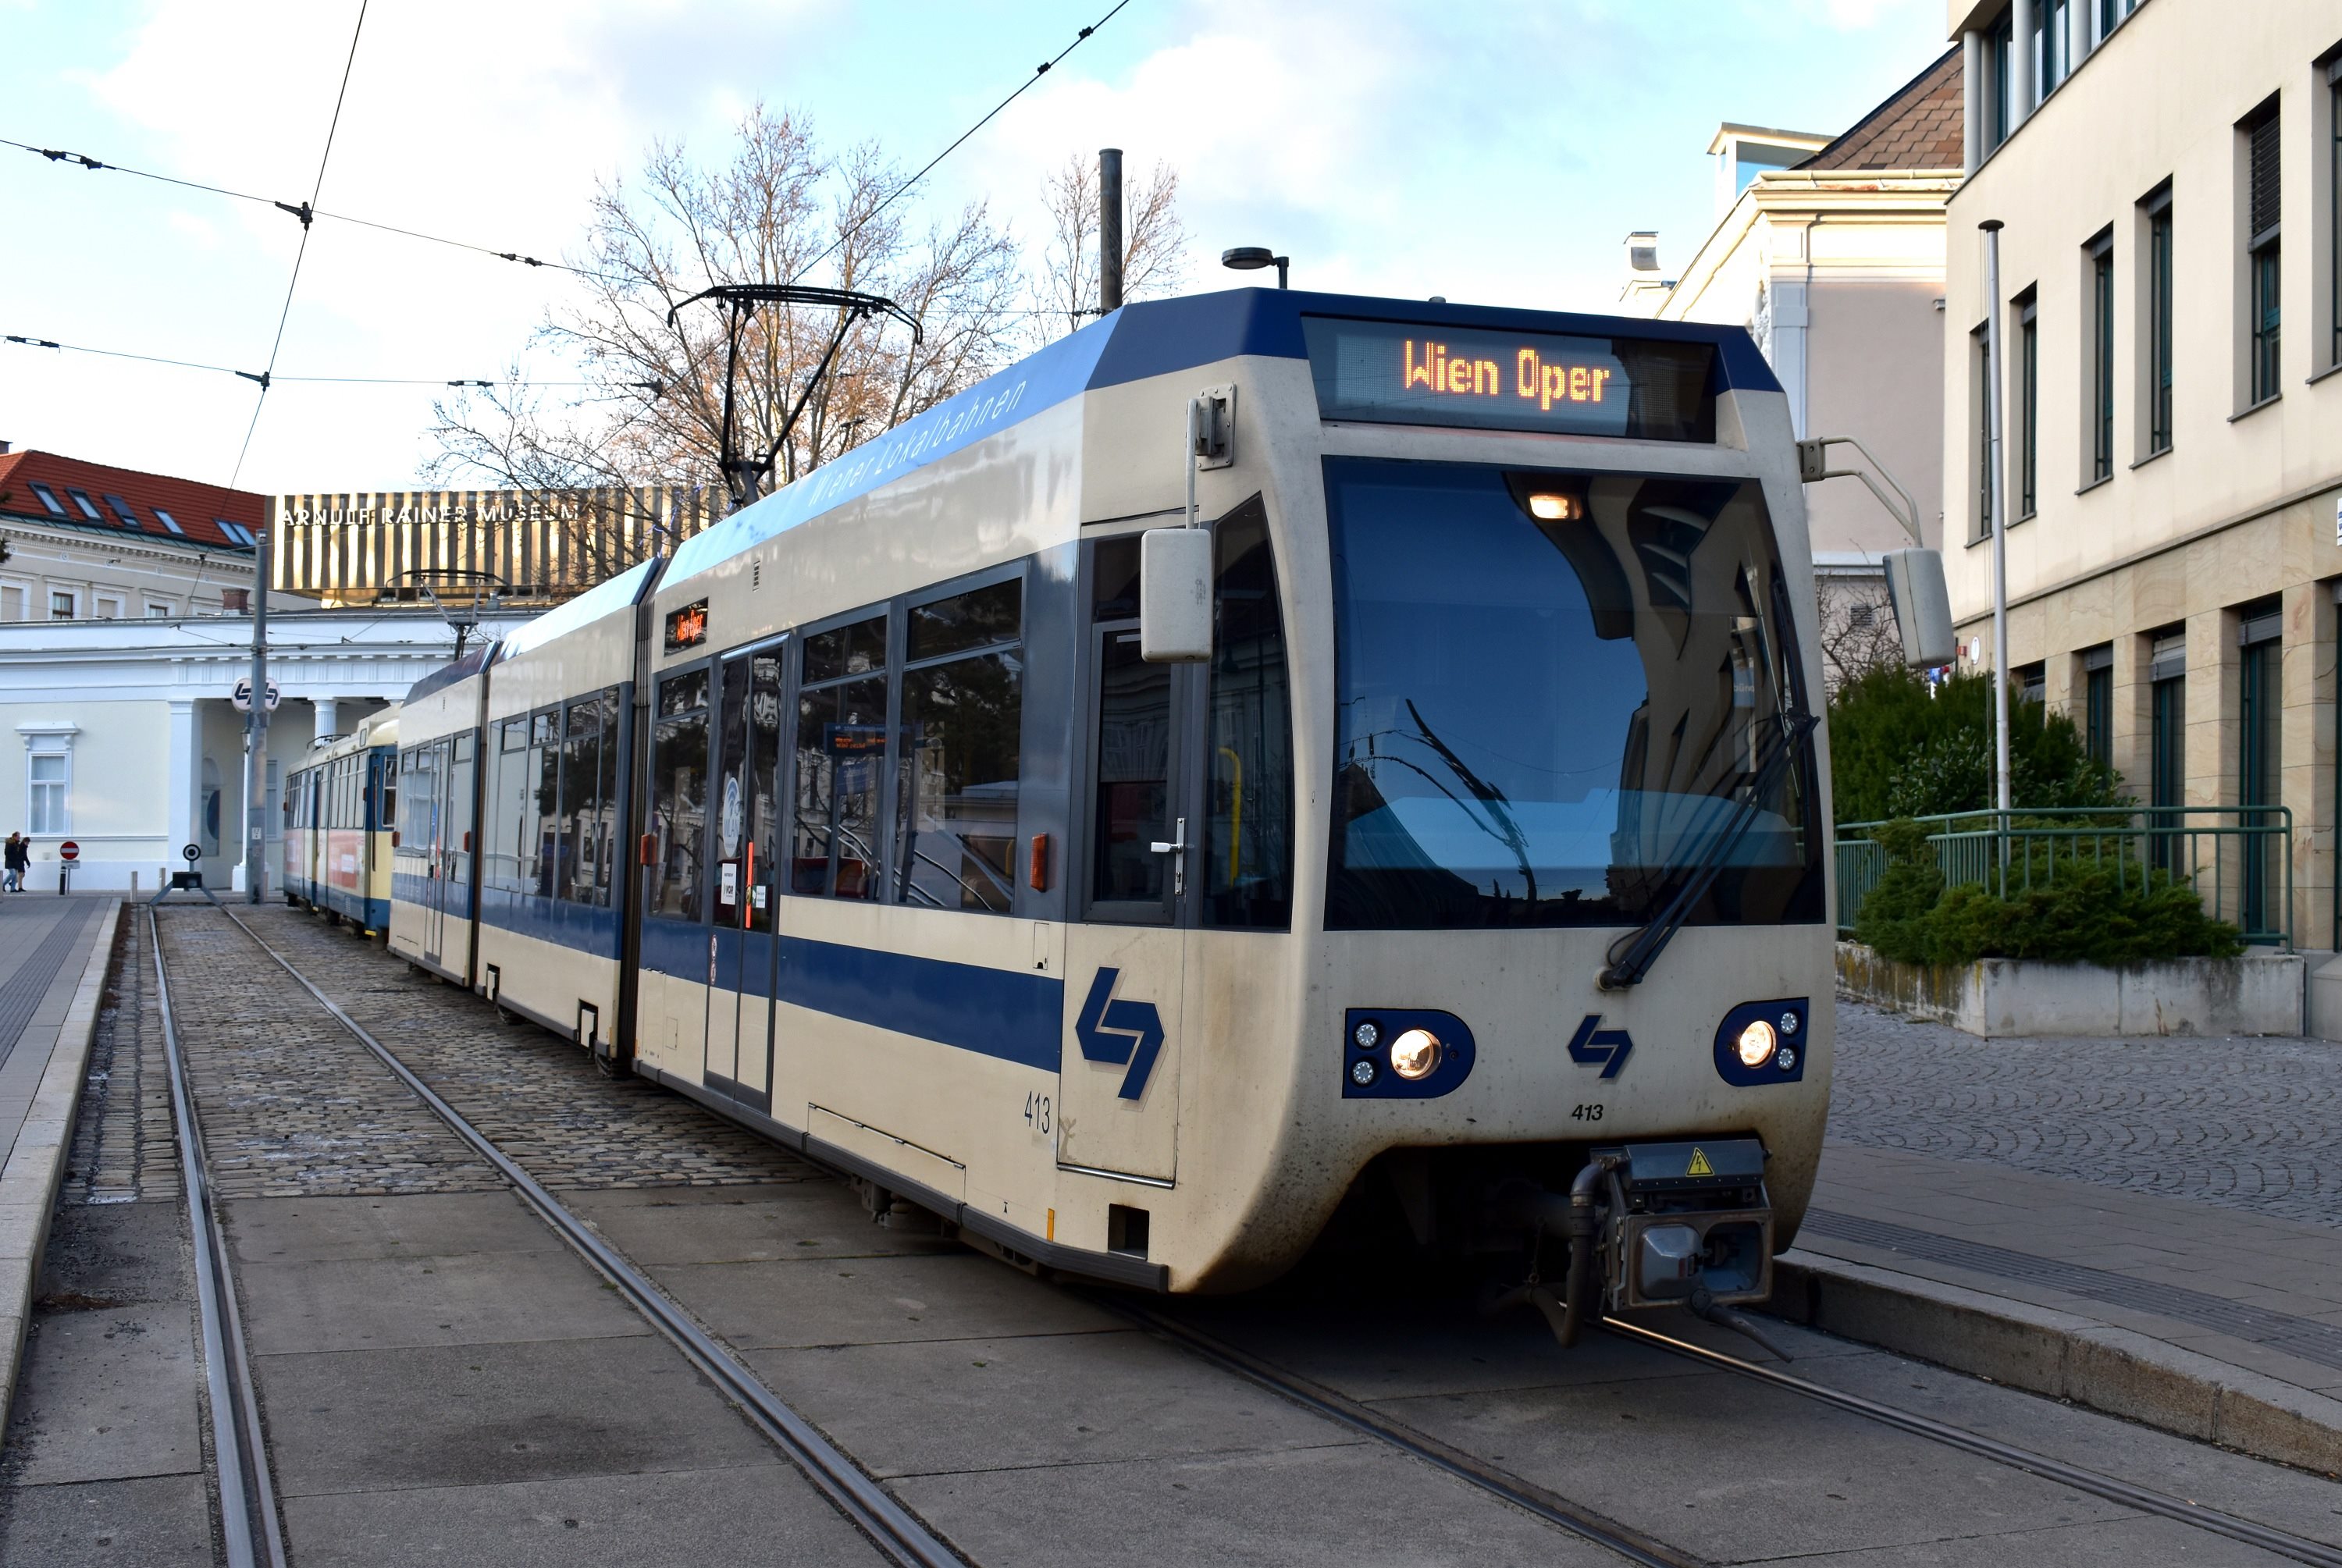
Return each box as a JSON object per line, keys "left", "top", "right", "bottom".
{"left": 1221, "top": 246, "right": 1290, "bottom": 290}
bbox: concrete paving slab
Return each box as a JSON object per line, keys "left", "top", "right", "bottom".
{"left": 5, "top": 1303, "right": 203, "bottom": 1487}
{"left": 233, "top": 1245, "right": 653, "bottom": 1354}
{"left": 256, "top": 1334, "right": 778, "bottom": 1495}
{"left": 568, "top": 1180, "right": 961, "bottom": 1266}
{"left": 1370, "top": 1365, "right": 2139, "bottom": 1563}
{"left": 888, "top": 1438, "right": 1622, "bottom": 1568}
{"left": 27, "top": 1200, "right": 186, "bottom": 1308}
{"left": 650, "top": 1249, "right": 1123, "bottom": 1349}
{"left": 222, "top": 1189, "right": 553, "bottom": 1264}
{"left": 745, "top": 1327, "right": 1359, "bottom": 1477}
{"left": 1771, "top": 1512, "right": 2292, "bottom": 1566}
{"left": 278, "top": 1463, "right": 892, "bottom": 1568}
{"left": 0, "top": 1471, "right": 216, "bottom": 1567}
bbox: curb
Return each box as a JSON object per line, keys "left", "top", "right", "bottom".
{"left": 0, "top": 899, "right": 123, "bottom": 1431}
{"left": 1769, "top": 1250, "right": 2342, "bottom": 1476}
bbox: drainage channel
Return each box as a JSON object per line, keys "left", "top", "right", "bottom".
{"left": 179, "top": 904, "right": 968, "bottom": 1568}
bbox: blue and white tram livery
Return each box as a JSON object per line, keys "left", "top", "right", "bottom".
{"left": 392, "top": 288, "right": 1839, "bottom": 1325}
{"left": 389, "top": 638, "right": 498, "bottom": 987}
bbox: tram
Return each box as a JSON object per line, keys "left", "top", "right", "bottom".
{"left": 282, "top": 709, "right": 400, "bottom": 934}
{"left": 388, "top": 287, "right": 1849, "bottom": 1324}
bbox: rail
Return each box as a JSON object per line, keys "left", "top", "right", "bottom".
{"left": 1834, "top": 805, "right": 2294, "bottom": 949}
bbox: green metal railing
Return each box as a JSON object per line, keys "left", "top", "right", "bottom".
{"left": 1835, "top": 805, "right": 2294, "bottom": 948}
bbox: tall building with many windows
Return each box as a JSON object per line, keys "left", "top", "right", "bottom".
{"left": 1943, "top": 0, "right": 2342, "bottom": 972}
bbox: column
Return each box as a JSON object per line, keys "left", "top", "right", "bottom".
{"left": 1770, "top": 268, "right": 1810, "bottom": 438}
{"left": 2010, "top": 0, "right": 2037, "bottom": 127}
{"left": 2282, "top": 581, "right": 2332, "bottom": 951}
{"left": 1961, "top": 30, "right": 1984, "bottom": 172}
{"left": 315, "top": 696, "right": 340, "bottom": 740}
{"left": 166, "top": 698, "right": 198, "bottom": 867}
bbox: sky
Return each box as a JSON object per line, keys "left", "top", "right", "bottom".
{"left": 0, "top": 0, "right": 1950, "bottom": 495}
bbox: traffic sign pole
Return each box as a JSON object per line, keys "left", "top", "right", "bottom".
{"left": 244, "top": 514, "right": 271, "bottom": 904}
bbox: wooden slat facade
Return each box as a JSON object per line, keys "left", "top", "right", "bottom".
{"left": 268, "top": 487, "right": 714, "bottom": 606}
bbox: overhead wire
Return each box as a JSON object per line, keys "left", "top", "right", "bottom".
{"left": 2, "top": 332, "right": 618, "bottom": 386}
{"left": 229, "top": 0, "right": 370, "bottom": 489}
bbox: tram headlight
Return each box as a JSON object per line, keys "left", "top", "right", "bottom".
{"left": 1526, "top": 492, "right": 1579, "bottom": 521}
{"left": 1389, "top": 1027, "right": 1442, "bottom": 1080}
{"left": 1735, "top": 1019, "right": 1778, "bottom": 1069}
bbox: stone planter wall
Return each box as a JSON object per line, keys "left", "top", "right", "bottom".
{"left": 1836, "top": 942, "right": 2305, "bottom": 1037}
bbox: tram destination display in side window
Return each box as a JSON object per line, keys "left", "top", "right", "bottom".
{"left": 664, "top": 598, "right": 710, "bottom": 653}
{"left": 1302, "top": 316, "right": 1717, "bottom": 443}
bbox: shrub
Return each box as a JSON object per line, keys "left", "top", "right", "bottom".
{"left": 1829, "top": 667, "right": 2124, "bottom": 823}
{"left": 1850, "top": 816, "right": 2244, "bottom": 966}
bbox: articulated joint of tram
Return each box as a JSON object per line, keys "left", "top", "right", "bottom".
{"left": 1488, "top": 1137, "right": 1783, "bottom": 1358}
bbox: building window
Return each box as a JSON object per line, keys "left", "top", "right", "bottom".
{"left": 2090, "top": 231, "right": 2116, "bottom": 482}
{"left": 49, "top": 590, "right": 77, "bottom": 620}
{"left": 145, "top": 600, "right": 173, "bottom": 617}
{"left": 1986, "top": 12, "right": 2015, "bottom": 153}
{"left": 1973, "top": 322, "right": 1995, "bottom": 541}
{"left": 2016, "top": 292, "right": 2039, "bottom": 518}
{"left": 152, "top": 507, "right": 185, "bottom": 536}
{"left": 2015, "top": 661, "right": 2046, "bottom": 706}
{"left": 2148, "top": 629, "right": 2185, "bottom": 871}
{"left": 63, "top": 489, "right": 101, "bottom": 521}
{"left": 2081, "top": 645, "right": 2114, "bottom": 768}
{"left": 2037, "top": 0, "right": 2071, "bottom": 98}
{"left": 0, "top": 584, "right": 23, "bottom": 621}
{"left": 27, "top": 751, "right": 68, "bottom": 834}
{"left": 27, "top": 482, "right": 65, "bottom": 516}
{"left": 2245, "top": 101, "right": 2283, "bottom": 406}
{"left": 2145, "top": 184, "right": 2175, "bottom": 454}
{"left": 2238, "top": 599, "right": 2283, "bottom": 937}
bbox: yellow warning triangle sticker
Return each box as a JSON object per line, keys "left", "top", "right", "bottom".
{"left": 1685, "top": 1147, "right": 1714, "bottom": 1178}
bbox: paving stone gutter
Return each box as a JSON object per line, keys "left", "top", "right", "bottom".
{"left": 1766, "top": 1251, "right": 2342, "bottom": 1474}
{"left": 0, "top": 899, "right": 123, "bottom": 1430}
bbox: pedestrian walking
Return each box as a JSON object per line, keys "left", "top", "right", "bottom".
{"left": 2, "top": 831, "right": 26, "bottom": 893}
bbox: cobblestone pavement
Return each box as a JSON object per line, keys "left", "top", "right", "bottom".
{"left": 1829, "top": 997, "right": 2342, "bottom": 1229}
{"left": 233, "top": 906, "right": 813, "bottom": 1191}
{"left": 153, "top": 909, "right": 502, "bottom": 1198}
{"left": 63, "top": 912, "right": 181, "bottom": 1205}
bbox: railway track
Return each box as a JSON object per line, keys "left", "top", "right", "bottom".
{"left": 130, "top": 901, "right": 2342, "bottom": 1568}
{"left": 150, "top": 903, "right": 966, "bottom": 1568}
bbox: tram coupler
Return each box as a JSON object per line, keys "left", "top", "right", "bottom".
{"left": 1490, "top": 1138, "right": 1777, "bottom": 1351}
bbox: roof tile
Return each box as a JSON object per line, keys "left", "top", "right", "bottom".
{"left": 0, "top": 448, "right": 263, "bottom": 551}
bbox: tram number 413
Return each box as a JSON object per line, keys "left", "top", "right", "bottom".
{"left": 1024, "top": 1092, "right": 1053, "bottom": 1136}
{"left": 1571, "top": 1104, "right": 1605, "bottom": 1122}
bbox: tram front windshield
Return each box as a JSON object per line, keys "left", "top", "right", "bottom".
{"left": 1325, "top": 458, "right": 1824, "bottom": 930}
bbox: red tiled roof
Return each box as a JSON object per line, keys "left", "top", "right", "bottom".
{"left": 1801, "top": 47, "right": 1964, "bottom": 172}
{"left": 0, "top": 447, "right": 262, "bottom": 551}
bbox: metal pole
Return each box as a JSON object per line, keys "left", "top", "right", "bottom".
{"left": 244, "top": 509, "right": 271, "bottom": 903}
{"left": 1981, "top": 220, "right": 2013, "bottom": 849}
{"left": 1098, "top": 148, "right": 1125, "bottom": 315}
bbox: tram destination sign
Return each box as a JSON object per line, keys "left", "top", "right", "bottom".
{"left": 1301, "top": 316, "right": 1717, "bottom": 443}
{"left": 664, "top": 598, "right": 710, "bottom": 653}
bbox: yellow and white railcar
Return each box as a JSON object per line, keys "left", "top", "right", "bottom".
{"left": 389, "top": 641, "right": 497, "bottom": 986}
{"left": 282, "top": 709, "right": 400, "bottom": 935}
{"left": 402, "top": 289, "right": 1836, "bottom": 1317}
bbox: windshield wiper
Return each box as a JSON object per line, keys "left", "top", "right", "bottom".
{"left": 1597, "top": 709, "right": 1816, "bottom": 990}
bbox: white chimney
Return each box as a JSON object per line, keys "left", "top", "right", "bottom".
{"left": 1618, "top": 232, "right": 1671, "bottom": 313}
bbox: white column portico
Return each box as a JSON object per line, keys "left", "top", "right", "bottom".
{"left": 314, "top": 696, "right": 340, "bottom": 739}
{"left": 166, "top": 698, "right": 198, "bottom": 863}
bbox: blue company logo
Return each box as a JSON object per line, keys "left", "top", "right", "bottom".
{"left": 1074, "top": 968, "right": 1166, "bottom": 1100}
{"left": 1567, "top": 1014, "right": 1633, "bottom": 1079}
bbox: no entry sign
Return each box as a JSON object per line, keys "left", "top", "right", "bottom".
{"left": 58, "top": 841, "right": 79, "bottom": 861}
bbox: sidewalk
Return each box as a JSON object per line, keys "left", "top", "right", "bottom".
{"left": 1776, "top": 1001, "right": 2342, "bottom": 1474}
{"left": 0, "top": 894, "right": 123, "bottom": 1428}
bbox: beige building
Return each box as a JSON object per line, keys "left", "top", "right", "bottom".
{"left": 1942, "top": 0, "right": 2342, "bottom": 956}
{"left": 1626, "top": 59, "right": 1964, "bottom": 684}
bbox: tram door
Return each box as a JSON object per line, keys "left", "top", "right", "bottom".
{"left": 704, "top": 647, "right": 783, "bottom": 1110}
{"left": 443, "top": 733, "right": 478, "bottom": 980}
{"left": 1060, "top": 615, "right": 1192, "bottom": 1184}
{"left": 414, "top": 745, "right": 447, "bottom": 963}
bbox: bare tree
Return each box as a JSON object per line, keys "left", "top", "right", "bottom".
{"left": 426, "top": 105, "right": 1023, "bottom": 508}
{"left": 1030, "top": 152, "right": 1189, "bottom": 342}
{"left": 1816, "top": 574, "right": 1906, "bottom": 695}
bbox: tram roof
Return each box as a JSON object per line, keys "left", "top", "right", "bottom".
{"left": 661, "top": 288, "right": 1781, "bottom": 589}
{"left": 490, "top": 556, "right": 660, "bottom": 666}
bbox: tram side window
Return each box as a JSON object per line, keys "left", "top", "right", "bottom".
{"left": 792, "top": 613, "right": 888, "bottom": 900}
{"left": 1204, "top": 500, "right": 1294, "bottom": 929}
{"left": 529, "top": 713, "right": 561, "bottom": 898}
{"left": 376, "top": 754, "right": 396, "bottom": 833}
{"left": 895, "top": 578, "right": 1021, "bottom": 914}
{"left": 484, "top": 717, "right": 532, "bottom": 895}
{"left": 652, "top": 667, "right": 710, "bottom": 920}
{"left": 557, "top": 690, "right": 620, "bottom": 907}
